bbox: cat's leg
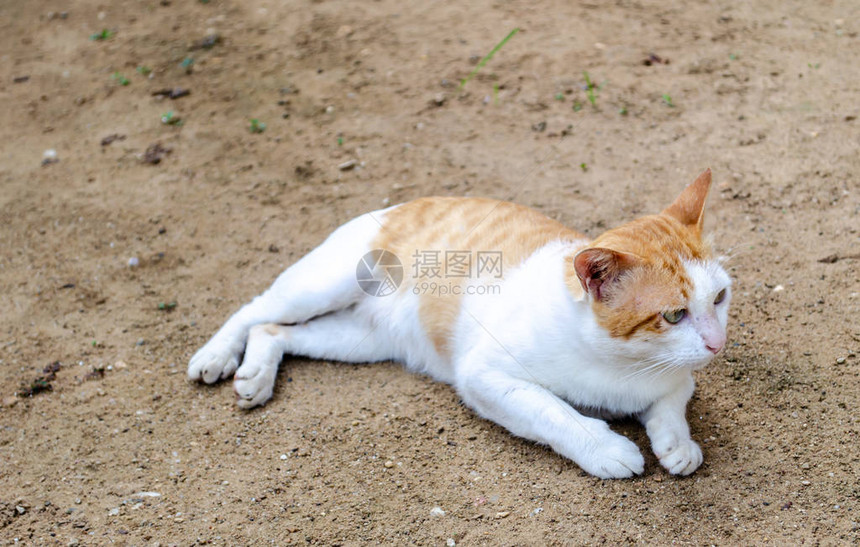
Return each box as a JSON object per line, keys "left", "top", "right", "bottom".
{"left": 232, "top": 309, "right": 393, "bottom": 409}
{"left": 457, "top": 368, "right": 645, "bottom": 479}
{"left": 638, "top": 375, "right": 702, "bottom": 476}
{"left": 188, "top": 212, "right": 383, "bottom": 384}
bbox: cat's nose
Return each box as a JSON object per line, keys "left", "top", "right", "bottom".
{"left": 705, "top": 342, "right": 723, "bottom": 354}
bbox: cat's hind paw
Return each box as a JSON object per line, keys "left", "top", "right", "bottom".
{"left": 232, "top": 326, "right": 284, "bottom": 409}
{"left": 581, "top": 435, "right": 645, "bottom": 479}
{"left": 188, "top": 342, "right": 241, "bottom": 384}
{"left": 233, "top": 365, "right": 276, "bottom": 409}
{"left": 658, "top": 439, "right": 703, "bottom": 476}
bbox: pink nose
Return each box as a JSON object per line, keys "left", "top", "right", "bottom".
{"left": 706, "top": 342, "right": 723, "bottom": 354}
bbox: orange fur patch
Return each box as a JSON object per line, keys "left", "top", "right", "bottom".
{"left": 374, "top": 197, "right": 586, "bottom": 355}
{"left": 585, "top": 213, "right": 712, "bottom": 339}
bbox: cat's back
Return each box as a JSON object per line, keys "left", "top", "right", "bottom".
{"left": 374, "top": 197, "right": 586, "bottom": 270}
{"left": 366, "top": 197, "right": 587, "bottom": 360}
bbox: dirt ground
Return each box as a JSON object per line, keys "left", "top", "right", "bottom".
{"left": 1, "top": 0, "right": 858, "bottom": 544}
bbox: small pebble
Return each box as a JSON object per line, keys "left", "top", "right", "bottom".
{"left": 429, "top": 506, "right": 445, "bottom": 517}
{"left": 43, "top": 149, "right": 57, "bottom": 159}
{"left": 836, "top": 357, "right": 846, "bottom": 364}
{"left": 280, "top": 454, "right": 288, "bottom": 460}
{"left": 433, "top": 93, "right": 446, "bottom": 106}
{"left": 772, "top": 285, "right": 784, "bottom": 292}
{"left": 15, "top": 505, "right": 25, "bottom": 515}
{"left": 128, "top": 256, "right": 139, "bottom": 267}
{"left": 384, "top": 460, "right": 394, "bottom": 468}
{"left": 495, "top": 511, "right": 510, "bottom": 519}
{"left": 446, "top": 539, "right": 456, "bottom": 547}
{"left": 108, "top": 507, "right": 120, "bottom": 516}
{"left": 338, "top": 159, "right": 357, "bottom": 171}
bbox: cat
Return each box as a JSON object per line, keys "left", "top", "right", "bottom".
{"left": 188, "top": 169, "right": 731, "bottom": 479}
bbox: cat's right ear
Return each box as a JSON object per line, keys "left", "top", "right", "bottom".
{"left": 573, "top": 248, "right": 641, "bottom": 301}
{"left": 662, "top": 168, "right": 712, "bottom": 233}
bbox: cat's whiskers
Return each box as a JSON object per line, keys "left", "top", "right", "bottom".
{"left": 619, "top": 353, "right": 685, "bottom": 383}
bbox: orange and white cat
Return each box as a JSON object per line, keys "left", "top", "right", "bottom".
{"left": 188, "top": 169, "right": 731, "bottom": 479}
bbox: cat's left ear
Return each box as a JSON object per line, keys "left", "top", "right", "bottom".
{"left": 573, "top": 247, "right": 642, "bottom": 302}
{"left": 662, "top": 168, "right": 712, "bottom": 233}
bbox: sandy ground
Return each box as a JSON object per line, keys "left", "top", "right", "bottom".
{"left": 1, "top": 0, "right": 858, "bottom": 544}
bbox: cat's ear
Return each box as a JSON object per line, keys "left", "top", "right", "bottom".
{"left": 573, "top": 247, "right": 641, "bottom": 302}
{"left": 662, "top": 168, "right": 712, "bottom": 233}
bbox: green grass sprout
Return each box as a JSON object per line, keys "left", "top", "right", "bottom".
{"left": 90, "top": 29, "right": 114, "bottom": 41}
{"left": 249, "top": 118, "right": 266, "bottom": 133}
{"left": 662, "top": 93, "right": 674, "bottom": 107}
{"left": 580, "top": 163, "right": 588, "bottom": 172}
{"left": 111, "top": 72, "right": 130, "bottom": 86}
{"left": 136, "top": 65, "right": 152, "bottom": 75}
{"left": 583, "top": 71, "right": 600, "bottom": 107}
{"left": 161, "top": 111, "right": 182, "bottom": 125}
{"left": 459, "top": 28, "right": 520, "bottom": 89}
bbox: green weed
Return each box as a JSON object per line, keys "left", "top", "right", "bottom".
{"left": 90, "top": 29, "right": 114, "bottom": 41}
{"left": 249, "top": 118, "right": 266, "bottom": 133}
{"left": 111, "top": 72, "right": 130, "bottom": 86}
{"left": 459, "top": 28, "right": 520, "bottom": 89}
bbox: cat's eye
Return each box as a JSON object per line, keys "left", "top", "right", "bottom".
{"left": 662, "top": 309, "right": 686, "bottom": 324}
{"left": 714, "top": 288, "right": 727, "bottom": 305}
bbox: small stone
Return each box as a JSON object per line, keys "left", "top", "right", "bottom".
{"left": 128, "top": 256, "right": 139, "bottom": 267}
{"left": 772, "top": 285, "right": 784, "bottom": 292}
{"left": 15, "top": 505, "right": 25, "bottom": 515}
{"left": 43, "top": 149, "right": 57, "bottom": 159}
{"left": 495, "top": 511, "right": 510, "bottom": 519}
{"left": 836, "top": 357, "right": 846, "bottom": 364}
{"left": 384, "top": 460, "right": 394, "bottom": 468}
{"left": 108, "top": 507, "right": 120, "bottom": 516}
{"left": 433, "top": 93, "right": 446, "bottom": 106}
{"left": 801, "top": 480, "right": 811, "bottom": 486}
{"left": 280, "top": 454, "right": 288, "bottom": 460}
{"left": 446, "top": 539, "right": 456, "bottom": 547}
{"left": 338, "top": 159, "right": 357, "bottom": 171}
{"left": 114, "top": 360, "right": 128, "bottom": 369}
{"left": 429, "top": 506, "right": 445, "bottom": 517}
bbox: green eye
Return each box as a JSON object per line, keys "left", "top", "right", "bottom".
{"left": 662, "top": 309, "right": 686, "bottom": 324}
{"left": 714, "top": 288, "right": 727, "bottom": 305}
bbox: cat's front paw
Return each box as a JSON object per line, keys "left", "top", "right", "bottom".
{"left": 188, "top": 341, "right": 241, "bottom": 384}
{"left": 657, "top": 438, "right": 703, "bottom": 476}
{"left": 580, "top": 434, "right": 645, "bottom": 479}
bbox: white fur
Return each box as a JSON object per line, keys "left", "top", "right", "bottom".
{"left": 189, "top": 207, "right": 731, "bottom": 479}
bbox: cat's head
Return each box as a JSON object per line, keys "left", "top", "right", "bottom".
{"left": 571, "top": 169, "right": 731, "bottom": 370}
